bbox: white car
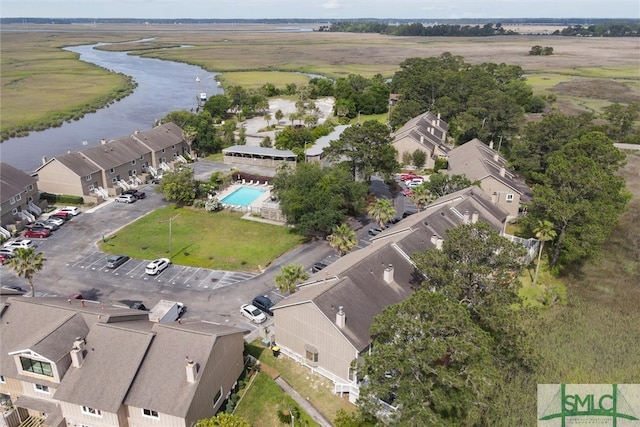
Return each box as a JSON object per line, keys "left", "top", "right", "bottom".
{"left": 145, "top": 258, "right": 171, "bottom": 275}
{"left": 407, "top": 180, "right": 425, "bottom": 189}
{"left": 56, "top": 206, "right": 81, "bottom": 216}
{"left": 240, "top": 304, "right": 267, "bottom": 323}
{"left": 115, "top": 194, "right": 136, "bottom": 203}
{"left": 44, "top": 216, "right": 65, "bottom": 226}
{"left": 3, "top": 239, "right": 37, "bottom": 252}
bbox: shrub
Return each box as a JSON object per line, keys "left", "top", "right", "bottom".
{"left": 40, "top": 192, "right": 83, "bottom": 205}
{"left": 205, "top": 198, "right": 223, "bottom": 212}
{"left": 434, "top": 157, "right": 448, "bottom": 172}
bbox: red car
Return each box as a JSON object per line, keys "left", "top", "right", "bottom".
{"left": 403, "top": 189, "right": 414, "bottom": 197}
{"left": 401, "top": 172, "right": 419, "bottom": 181}
{"left": 52, "top": 211, "right": 73, "bottom": 221}
{"left": 24, "top": 228, "right": 51, "bottom": 238}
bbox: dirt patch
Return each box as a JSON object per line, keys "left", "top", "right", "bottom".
{"left": 551, "top": 79, "right": 640, "bottom": 103}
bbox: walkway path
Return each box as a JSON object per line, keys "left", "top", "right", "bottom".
{"left": 274, "top": 376, "right": 334, "bottom": 427}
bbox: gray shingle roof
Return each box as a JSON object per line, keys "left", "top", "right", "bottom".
{"left": 81, "top": 136, "right": 150, "bottom": 170}
{"left": 447, "top": 138, "right": 532, "bottom": 199}
{"left": 274, "top": 186, "right": 508, "bottom": 352}
{"left": 1, "top": 162, "right": 38, "bottom": 201}
{"left": 49, "top": 152, "right": 102, "bottom": 177}
{"left": 131, "top": 122, "right": 184, "bottom": 151}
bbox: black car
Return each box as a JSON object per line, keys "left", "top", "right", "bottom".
{"left": 130, "top": 302, "right": 147, "bottom": 311}
{"left": 106, "top": 254, "right": 130, "bottom": 269}
{"left": 312, "top": 262, "right": 328, "bottom": 273}
{"left": 252, "top": 295, "right": 275, "bottom": 316}
{"left": 368, "top": 227, "right": 383, "bottom": 236}
{"left": 402, "top": 210, "right": 417, "bottom": 218}
{"left": 122, "top": 189, "right": 146, "bottom": 199}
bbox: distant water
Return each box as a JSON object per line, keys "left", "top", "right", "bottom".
{"left": 1, "top": 42, "right": 222, "bottom": 172}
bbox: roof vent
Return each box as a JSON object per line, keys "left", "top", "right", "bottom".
{"left": 336, "top": 306, "right": 346, "bottom": 329}
{"left": 471, "top": 211, "right": 479, "bottom": 224}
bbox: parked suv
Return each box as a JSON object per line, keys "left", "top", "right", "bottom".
{"left": 122, "top": 189, "right": 146, "bottom": 199}
{"left": 24, "top": 228, "right": 51, "bottom": 239}
{"left": 115, "top": 194, "right": 136, "bottom": 203}
{"left": 145, "top": 258, "right": 170, "bottom": 275}
{"left": 3, "top": 239, "right": 37, "bottom": 252}
{"left": 28, "top": 220, "right": 59, "bottom": 231}
{"left": 252, "top": 295, "right": 275, "bottom": 316}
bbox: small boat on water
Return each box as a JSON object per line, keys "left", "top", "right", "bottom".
{"left": 197, "top": 92, "right": 207, "bottom": 107}
{"left": 195, "top": 76, "right": 201, "bottom": 82}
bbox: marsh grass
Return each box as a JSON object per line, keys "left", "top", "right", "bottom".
{"left": 97, "top": 206, "right": 303, "bottom": 272}
{"left": 217, "top": 71, "right": 310, "bottom": 90}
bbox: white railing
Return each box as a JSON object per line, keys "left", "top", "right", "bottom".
{"left": 335, "top": 383, "right": 360, "bottom": 403}
{"left": 96, "top": 186, "right": 109, "bottom": 198}
{"left": 133, "top": 175, "right": 142, "bottom": 185}
{"left": 28, "top": 201, "right": 42, "bottom": 216}
{"left": 159, "top": 162, "right": 170, "bottom": 171}
{"left": 117, "top": 180, "right": 130, "bottom": 191}
{"left": 503, "top": 234, "right": 539, "bottom": 265}
{"left": 0, "top": 227, "right": 11, "bottom": 239}
{"left": 148, "top": 165, "right": 158, "bottom": 177}
{"left": 177, "top": 155, "right": 188, "bottom": 164}
{"left": 20, "top": 210, "right": 35, "bottom": 222}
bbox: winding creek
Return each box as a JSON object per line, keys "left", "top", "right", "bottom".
{"left": 2, "top": 43, "right": 223, "bottom": 172}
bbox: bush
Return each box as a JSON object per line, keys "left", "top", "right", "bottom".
{"left": 434, "top": 157, "right": 448, "bottom": 172}
{"left": 40, "top": 192, "right": 83, "bottom": 205}
{"left": 205, "top": 198, "right": 223, "bottom": 212}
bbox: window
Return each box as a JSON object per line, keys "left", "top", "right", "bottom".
{"left": 161, "top": 148, "right": 165, "bottom": 153}
{"left": 0, "top": 375, "right": 5, "bottom": 383}
{"left": 212, "top": 387, "right": 223, "bottom": 408}
{"left": 9, "top": 197, "right": 16, "bottom": 205}
{"left": 15, "top": 194, "right": 21, "bottom": 201}
{"left": 506, "top": 194, "right": 514, "bottom": 203}
{"left": 140, "top": 155, "right": 144, "bottom": 160}
{"left": 82, "top": 406, "right": 102, "bottom": 417}
{"left": 28, "top": 196, "right": 33, "bottom": 202}
{"left": 112, "top": 178, "right": 118, "bottom": 183}
{"left": 173, "top": 153, "right": 178, "bottom": 158}
{"left": 27, "top": 184, "right": 34, "bottom": 191}
{"left": 20, "top": 357, "right": 53, "bottom": 377}
{"left": 88, "top": 185, "right": 95, "bottom": 191}
{"left": 85, "top": 175, "right": 92, "bottom": 181}
{"left": 142, "top": 409, "right": 159, "bottom": 418}
{"left": 34, "top": 384, "right": 50, "bottom": 394}
{"left": 12, "top": 208, "right": 18, "bottom": 215}
{"left": 172, "top": 145, "right": 175, "bottom": 149}
{"left": 110, "top": 168, "right": 115, "bottom": 174}
{"left": 306, "top": 350, "right": 318, "bottom": 363}
{"left": 131, "top": 160, "right": 136, "bottom": 165}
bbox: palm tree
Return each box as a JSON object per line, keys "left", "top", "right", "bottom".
{"left": 328, "top": 223, "right": 358, "bottom": 256}
{"left": 275, "top": 264, "right": 308, "bottom": 294}
{"left": 368, "top": 198, "right": 396, "bottom": 229}
{"left": 7, "top": 248, "right": 46, "bottom": 297}
{"left": 182, "top": 126, "right": 198, "bottom": 156}
{"left": 409, "top": 183, "right": 432, "bottom": 211}
{"left": 532, "top": 220, "right": 556, "bottom": 286}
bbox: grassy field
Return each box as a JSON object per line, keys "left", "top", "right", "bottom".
{"left": 97, "top": 206, "right": 303, "bottom": 272}
{"left": 216, "top": 70, "right": 311, "bottom": 90}
{"left": 2, "top": 25, "right": 639, "bottom": 136}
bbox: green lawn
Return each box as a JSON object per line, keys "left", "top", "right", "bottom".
{"left": 97, "top": 206, "right": 302, "bottom": 272}
{"left": 234, "top": 371, "right": 319, "bottom": 426}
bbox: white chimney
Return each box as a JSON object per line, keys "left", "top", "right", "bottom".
{"left": 500, "top": 166, "right": 506, "bottom": 177}
{"left": 100, "top": 138, "right": 107, "bottom": 145}
{"left": 463, "top": 210, "right": 470, "bottom": 224}
{"left": 383, "top": 264, "right": 394, "bottom": 284}
{"left": 41, "top": 156, "right": 48, "bottom": 165}
{"left": 494, "top": 153, "right": 500, "bottom": 162}
{"left": 436, "top": 238, "right": 444, "bottom": 250}
{"left": 71, "top": 337, "right": 85, "bottom": 368}
{"left": 489, "top": 140, "right": 494, "bottom": 149}
{"left": 185, "top": 358, "right": 197, "bottom": 383}
{"left": 430, "top": 234, "right": 438, "bottom": 245}
{"left": 471, "top": 211, "right": 479, "bottom": 224}
{"left": 430, "top": 127, "right": 435, "bottom": 135}
{"left": 336, "top": 306, "right": 346, "bottom": 329}
{"left": 420, "top": 135, "right": 424, "bottom": 144}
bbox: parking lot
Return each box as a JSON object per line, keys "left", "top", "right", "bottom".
{"left": 69, "top": 250, "right": 256, "bottom": 291}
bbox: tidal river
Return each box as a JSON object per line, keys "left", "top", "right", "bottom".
{"left": 1, "top": 43, "right": 222, "bottom": 173}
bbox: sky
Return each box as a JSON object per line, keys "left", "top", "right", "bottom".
{"left": 2, "top": 0, "right": 639, "bottom": 20}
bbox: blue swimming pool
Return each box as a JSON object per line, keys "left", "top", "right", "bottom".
{"left": 221, "top": 186, "right": 267, "bottom": 207}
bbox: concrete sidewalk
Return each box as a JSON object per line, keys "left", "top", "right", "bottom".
{"left": 274, "top": 375, "right": 333, "bottom": 427}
